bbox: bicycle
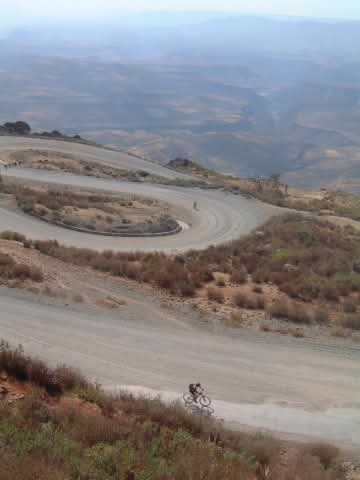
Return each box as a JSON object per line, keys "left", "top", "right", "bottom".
{"left": 183, "top": 390, "right": 212, "bottom": 408}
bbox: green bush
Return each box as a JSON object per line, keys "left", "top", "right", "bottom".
{"left": 0, "top": 231, "right": 26, "bottom": 242}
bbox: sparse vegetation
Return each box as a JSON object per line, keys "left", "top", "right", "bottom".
{"left": 233, "top": 291, "right": 265, "bottom": 310}
{"left": 341, "top": 315, "right": 360, "bottom": 330}
{"left": 268, "top": 299, "right": 312, "bottom": 324}
{"left": 343, "top": 299, "right": 357, "bottom": 313}
{"left": 301, "top": 443, "right": 340, "bottom": 470}
{"left": 169, "top": 159, "right": 360, "bottom": 222}
{"left": 7, "top": 149, "right": 207, "bottom": 187}
{"left": 230, "top": 267, "right": 248, "bottom": 285}
{"left": 1, "top": 212, "right": 360, "bottom": 329}
{"left": 207, "top": 286, "right": 225, "bottom": 303}
{"left": 0, "top": 341, "right": 86, "bottom": 394}
{"left": 0, "top": 343, "right": 344, "bottom": 480}
{"left": 0, "top": 252, "right": 43, "bottom": 283}
{"left": 1, "top": 181, "right": 178, "bottom": 235}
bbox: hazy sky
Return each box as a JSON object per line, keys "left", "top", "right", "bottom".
{"left": 3, "top": 0, "right": 360, "bottom": 25}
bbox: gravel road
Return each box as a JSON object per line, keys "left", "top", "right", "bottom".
{"left": 0, "top": 137, "right": 184, "bottom": 179}
{"left": 0, "top": 290, "right": 359, "bottom": 449}
{"left": 1, "top": 167, "right": 277, "bottom": 252}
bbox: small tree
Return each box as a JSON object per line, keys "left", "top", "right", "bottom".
{"left": 3, "top": 121, "right": 31, "bottom": 135}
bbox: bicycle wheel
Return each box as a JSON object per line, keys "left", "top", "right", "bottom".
{"left": 183, "top": 393, "right": 194, "bottom": 405}
{"left": 199, "top": 395, "right": 211, "bottom": 407}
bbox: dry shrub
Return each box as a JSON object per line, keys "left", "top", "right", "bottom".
{"left": 223, "top": 433, "right": 281, "bottom": 480}
{"left": 72, "top": 293, "right": 84, "bottom": 303}
{"left": 343, "top": 299, "right": 357, "bottom": 313}
{"left": 260, "top": 323, "right": 271, "bottom": 332}
{"left": 115, "top": 392, "right": 204, "bottom": 436}
{"left": 331, "top": 327, "right": 350, "bottom": 338}
{"left": 17, "top": 389, "right": 50, "bottom": 426}
{"left": 0, "top": 341, "right": 86, "bottom": 394}
{"left": 301, "top": 442, "right": 339, "bottom": 469}
{"left": 292, "top": 328, "right": 305, "bottom": 338}
{"left": 215, "top": 275, "right": 226, "bottom": 287}
{"left": 226, "top": 311, "right": 246, "bottom": 327}
{"left": 28, "top": 265, "right": 44, "bottom": 282}
{"left": 12, "top": 263, "right": 32, "bottom": 279}
{"left": 207, "top": 286, "right": 225, "bottom": 303}
{"left": 279, "top": 281, "right": 302, "bottom": 299}
{"left": 268, "top": 299, "right": 312, "bottom": 324}
{"left": 230, "top": 268, "right": 247, "bottom": 285}
{"left": 0, "top": 253, "right": 43, "bottom": 283}
{"left": 0, "top": 230, "right": 26, "bottom": 242}
{"left": 341, "top": 315, "right": 360, "bottom": 330}
{"left": 321, "top": 283, "right": 339, "bottom": 302}
{"left": 233, "top": 291, "right": 265, "bottom": 310}
{"left": 54, "top": 365, "right": 87, "bottom": 391}
{"left": 313, "top": 308, "right": 330, "bottom": 324}
{"left": 73, "top": 412, "right": 124, "bottom": 447}
{"left": 0, "top": 453, "right": 63, "bottom": 480}
{"left": 273, "top": 326, "right": 290, "bottom": 335}
{"left": 286, "top": 454, "right": 338, "bottom": 480}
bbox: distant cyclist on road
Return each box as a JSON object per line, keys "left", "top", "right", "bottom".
{"left": 193, "top": 201, "right": 198, "bottom": 211}
{"left": 188, "top": 382, "right": 203, "bottom": 403}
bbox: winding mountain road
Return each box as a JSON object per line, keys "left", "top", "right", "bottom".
{"left": 0, "top": 137, "right": 278, "bottom": 252}
{"left": 0, "top": 136, "right": 359, "bottom": 451}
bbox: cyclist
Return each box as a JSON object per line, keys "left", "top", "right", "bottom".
{"left": 188, "top": 382, "right": 203, "bottom": 403}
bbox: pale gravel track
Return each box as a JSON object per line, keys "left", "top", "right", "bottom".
{"left": 0, "top": 136, "right": 185, "bottom": 180}
{"left": 0, "top": 169, "right": 277, "bottom": 253}
{"left": 0, "top": 290, "right": 359, "bottom": 450}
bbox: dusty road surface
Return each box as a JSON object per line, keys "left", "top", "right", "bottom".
{"left": 1, "top": 168, "right": 277, "bottom": 252}
{"left": 1, "top": 289, "right": 359, "bottom": 450}
{"left": 0, "top": 136, "right": 185, "bottom": 180}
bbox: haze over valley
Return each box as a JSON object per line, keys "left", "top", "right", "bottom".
{"left": 1, "top": 13, "right": 360, "bottom": 192}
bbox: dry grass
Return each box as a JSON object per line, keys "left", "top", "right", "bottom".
{"left": 230, "top": 268, "right": 248, "bottom": 285}
{"left": 301, "top": 443, "right": 340, "bottom": 470}
{"left": 0, "top": 252, "right": 43, "bottom": 283}
{"left": 341, "top": 315, "right": 360, "bottom": 330}
{"left": 343, "top": 299, "right": 357, "bottom": 313}
{"left": 331, "top": 327, "right": 351, "bottom": 338}
{"left": 215, "top": 275, "right": 226, "bottom": 287}
{"left": 313, "top": 308, "right": 330, "bottom": 324}
{"left": 233, "top": 290, "right": 266, "bottom": 310}
{"left": 0, "top": 341, "right": 87, "bottom": 395}
{"left": 261, "top": 324, "right": 305, "bottom": 338}
{"left": 226, "top": 311, "right": 247, "bottom": 327}
{"left": 268, "top": 299, "right": 312, "bottom": 324}
{"left": 207, "top": 286, "right": 225, "bottom": 303}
